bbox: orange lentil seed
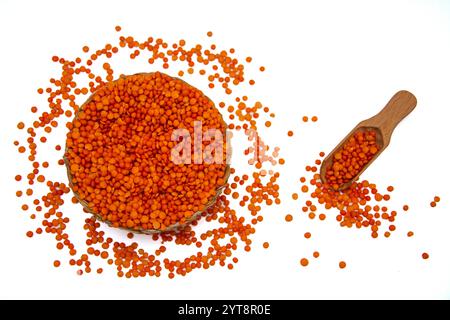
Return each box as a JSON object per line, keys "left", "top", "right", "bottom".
{"left": 300, "top": 258, "right": 309, "bottom": 267}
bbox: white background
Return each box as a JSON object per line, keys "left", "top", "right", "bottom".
{"left": 1, "top": 0, "right": 450, "bottom": 299}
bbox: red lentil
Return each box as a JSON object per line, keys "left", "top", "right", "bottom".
{"left": 300, "top": 258, "right": 309, "bottom": 267}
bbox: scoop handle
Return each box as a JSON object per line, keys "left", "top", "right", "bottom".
{"left": 368, "top": 90, "right": 417, "bottom": 139}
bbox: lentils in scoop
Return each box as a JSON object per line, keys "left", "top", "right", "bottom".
{"left": 325, "top": 129, "right": 379, "bottom": 190}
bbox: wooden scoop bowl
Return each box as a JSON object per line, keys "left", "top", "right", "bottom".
{"left": 320, "top": 90, "right": 417, "bottom": 191}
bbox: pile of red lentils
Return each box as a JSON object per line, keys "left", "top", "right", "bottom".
{"left": 324, "top": 129, "right": 379, "bottom": 189}
{"left": 14, "top": 26, "right": 282, "bottom": 278}
{"left": 14, "top": 26, "right": 441, "bottom": 277}
{"left": 289, "top": 129, "right": 441, "bottom": 268}
{"left": 65, "top": 72, "right": 229, "bottom": 232}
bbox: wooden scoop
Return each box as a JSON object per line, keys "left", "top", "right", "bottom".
{"left": 319, "top": 90, "right": 417, "bottom": 190}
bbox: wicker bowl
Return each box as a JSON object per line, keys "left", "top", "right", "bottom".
{"left": 64, "top": 72, "right": 231, "bottom": 234}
